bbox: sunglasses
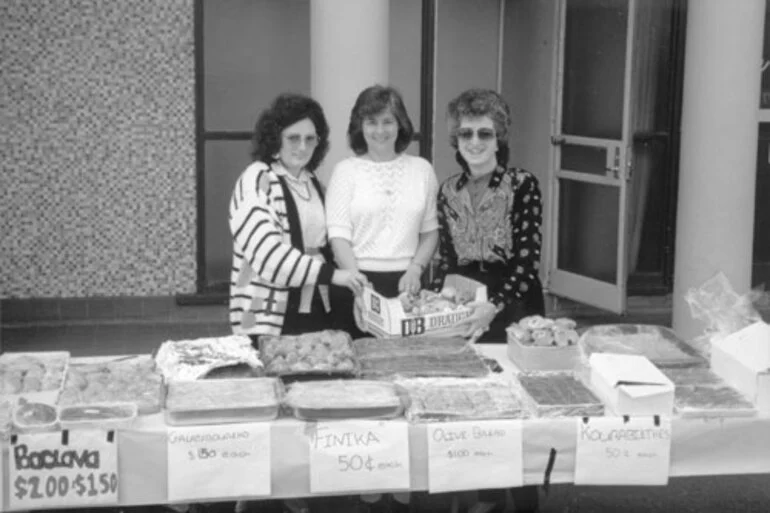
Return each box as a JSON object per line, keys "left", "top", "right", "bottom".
{"left": 283, "top": 134, "right": 319, "bottom": 148}
{"left": 456, "top": 128, "right": 496, "bottom": 142}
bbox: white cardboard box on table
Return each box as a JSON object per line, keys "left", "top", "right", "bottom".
{"left": 710, "top": 321, "right": 770, "bottom": 414}
{"left": 589, "top": 353, "right": 675, "bottom": 416}
{"left": 361, "top": 274, "right": 487, "bottom": 338}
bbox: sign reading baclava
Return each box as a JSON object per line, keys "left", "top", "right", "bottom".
{"left": 361, "top": 275, "right": 487, "bottom": 337}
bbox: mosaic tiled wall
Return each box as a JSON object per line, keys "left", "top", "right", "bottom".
{"left": 0, "top": 0, "right": 197, "bottom": 298}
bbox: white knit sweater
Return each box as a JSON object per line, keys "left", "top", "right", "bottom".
{"left": 325, "top": 154, "right": 439, "bottom": 271}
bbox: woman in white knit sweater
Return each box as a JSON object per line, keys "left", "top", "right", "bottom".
{"left": 325, "top": 85, "right": 439, "bottom": 338}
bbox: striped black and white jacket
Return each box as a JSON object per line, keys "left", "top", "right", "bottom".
{"left": 229, "top": 161, "right": 334, "bottom": 336}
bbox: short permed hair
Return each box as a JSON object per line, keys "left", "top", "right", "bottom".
{"left": 251, "top": 93, "right": 330, "bottom": 173}
{"left": 347, "top": 85, "right": 414, "bottom": 155}
{"left": 447, "top": 88, "right": 511, "bottom": 167}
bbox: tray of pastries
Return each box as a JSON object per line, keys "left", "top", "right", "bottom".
{"left": 578, "top": 324, "right": 706, "bottom": 368}
{"left": 284, "top": 380, "right": 405, "bottom": 420}
{"left": 58, "top": 355, "right": 164, "bottom": 415}
{"left": 0, "top": 351, "right": 70, "bottom": 405}
{"left": 661, "top": 368, "right": 757, "bottom": 417}
{"left": 397, "top": 287, "right": 476, "bottom": 316}
{"left": 165, "top": 377, "right": 281, "bottom": 425}
{"left": 517, "top": 372, "right": 605, "bottom": 417}
{"left": 155, "top": 335, "right": 263, "bottom": 381}
{"left": 396, "top": 377, "right": 526, "bottom": 421}
{"left": 259, "top": 330, "right": 358, "bottom": 380}
{"left": 506, "top": 316, "right": 581, "bottom": 372}
{"left": 355, "top": 336, "right": 490, "bottom": 379}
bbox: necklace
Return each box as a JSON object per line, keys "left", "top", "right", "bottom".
{"left": 286, "top": 179, "right": 311, "bottom": 202}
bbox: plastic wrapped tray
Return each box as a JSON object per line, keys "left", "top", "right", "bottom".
{"left": 59, "top": 355, "right": 164, "bottom": 415}
{"left": 517, "top": 372, "right": 604, "bottom": 418}
{"left": 285, "top": 380, "right": 405, "bottom": 420}
{"left": 355, "top": 336, "right": 489, "bottom": 379}
{"left": 578, "top": 324, "right": 706, "bottom": 368}
{"left": 155, "top": 335, "right": 264, "bottom": 382}
{"left": 59, "top": 402, "right": 138, "bottom": 430}
{"left": 259, "top": 330, "right": 359, "bottom": 381}
{"left": 0, "top": 351, "right": 70, "bottom": 405}
{"left": 165, "top": 377, "right": 281, "bottom": 426}
{"left": 396, "top": 377, "right": 526, "bottom": 421}
{"left": 673, "top": 385, "right": 757, "bottom": 418}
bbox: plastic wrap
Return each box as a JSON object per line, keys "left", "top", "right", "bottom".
{"left": 165, "top": 377, "right": 281, "bottom": 425}
{"left": 516, "top": 372, "right": 604, "bottom": 418}
{"left": 155, "top": 335, "right": 263, "bottom": 381}
{"left": 0, "top": 351, "right": 70, "bottom": 405}
{"left": 12, "top": 399, "right": 60, "bottom": 433}
{"left": 355, "top": 337, "right": 489, "bottom": 379}
{"left": 396, "top": 377, "right": 526, "bottom": 422}
{"left": 673, "top": 385, "right": 757, "bottom": 418}
{"left": 577, "top": 324, "right": 705, "bottom": 368}
{"left": 684, "top": 272, "right": 768, "bottom": 357}
{"left": 284, "top": 380, "right": 404, "bottom": 420}
{"left": 59, "top": 355, "right": 164, "bottom": 415}
{"left": 259, "top": 330, "right": 358, "bottom": 381}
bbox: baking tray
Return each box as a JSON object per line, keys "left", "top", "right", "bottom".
{"left": 578, "top": 324, "right": 706, "bottom": 368}
{"left": 284, "top": 380, "right": 406, "bottom": 421}
{"left": 13, "top": 400, "right": 60, "bottom": 434}
{"left": 165, "top": 377, "right": 282, "bottom": 426}
{"left": 516, "top": 372, "right": 605, "bottom": 418}
{"left": 259, "top": 330, "right": 360, "bottom": 382}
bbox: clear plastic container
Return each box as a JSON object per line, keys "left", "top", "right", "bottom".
{"left": 13, "top": 400, "right": 60, "bottom": 433}
{"left": 0, "top": 351, "right": 70, "bottom": 405}
{"left": 284, "top": 380, "right": 405, "bottom": 420}
{"left": 165, "top": 377, "right": 281, "bottom": 426}
{"left": 59, "top": 402, "right": 138, "bottom": 430}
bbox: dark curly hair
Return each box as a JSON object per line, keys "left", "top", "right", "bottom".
{"left": 447, "top": 88, "right": 511, "bottom": 168}
{"left": 347, "top": 85, "right": 414, "bottom": 155}
{"left": 251, "top": 93, "right": 330, "bottom": 173}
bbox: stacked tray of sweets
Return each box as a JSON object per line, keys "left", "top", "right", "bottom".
{"left": 506, "top": 315, "right": 581, "bottom": 372}
{"left": 516, "top": 372, "right": 604, "bottom": 417}
{"left": 396, "top": 377, "right": 526, "bottom": 421}
{"left": 165, "top": 377, "right": 282, "bottom": 426}
{"left": 354, "top": 336, "right": 490, "bottom": 379}
{"left": 284, "top": 380, "right": 405, "bottom": 420}
{"left": 259, "top": 330, "right": 358, "bottom": 382}
{"left": 155, "top": 335, "right": 264, "bottom": 381}
{"left": 578, "top": 324, "right": 706, "bottom": 368}
{"left": 0, "top": 351, "right": 70, "bottom": 405}
{"left": 59, "top": 355, "right": 164, "bottom": 415}
{"left": 660, "top": 367, "right": 757, "bottom": 418}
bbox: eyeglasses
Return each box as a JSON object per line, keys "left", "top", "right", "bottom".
{"left": 283, "top": 134, "right": 319, "bottom": 148}
{"left": 456, "top": 128, "right": 496, "bottom": 142}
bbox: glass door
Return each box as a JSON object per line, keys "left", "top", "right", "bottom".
{"left": 547, "top": 0, "right": 636, "bottom": 313}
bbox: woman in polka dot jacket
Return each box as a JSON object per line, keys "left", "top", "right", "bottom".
{"left": 431, "top": 88, "right": 546, "bottom": 346}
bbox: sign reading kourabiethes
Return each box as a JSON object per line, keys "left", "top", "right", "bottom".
{"left": 574, "top": 416, "right": 672, "bottom": 485}
{"left": 9, "top": 430, "right": 119, "bottom": 510}
{"left": 308, "top": 420, "right": 410, "bottom": 493}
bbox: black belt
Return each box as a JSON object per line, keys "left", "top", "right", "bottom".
{"left": 457, "top": 261, "right": 508, "bottom": 274}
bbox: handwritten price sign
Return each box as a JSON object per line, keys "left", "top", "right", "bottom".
{"left": 9, "top": 430, "right": 119, "bottom": 509}
{"left": 167, "top": 423, "right": 271, "bottom": 501}
{"left": 574, "top": 416, "right": 672, "bottom": 485}
{"left": 427, "top": 420, "right": 523, "bottom": 493}
{"left": 308, "top": 420, "right": 410, "bottom": 493}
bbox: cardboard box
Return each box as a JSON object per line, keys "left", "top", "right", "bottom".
{"left": 710, "top": 321, "right": 770, "bottom": 414}
{"left": 361, "top": 274, "right": 487, "bottom": 338}
{"left": 589, "top": 353, "right": 674, "bottom": 416}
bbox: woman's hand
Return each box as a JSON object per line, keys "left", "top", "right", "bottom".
{"left": 458, "top": 301, "right": 498, "bottom": 338}
{"left": 398, "top": 265, "right": 423, "bottom": 295}
{"left": 332, "top": 269, "right": 368, "bottom": 296}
